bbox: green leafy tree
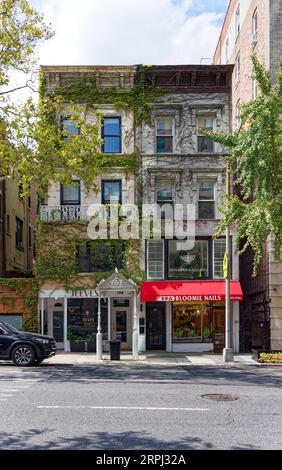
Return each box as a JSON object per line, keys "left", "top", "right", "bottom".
{"left": 0, "top": 0, "right": 102, "bottom": 195}
{"left": 206, "top": 56, "right": 282, "bottom": 274}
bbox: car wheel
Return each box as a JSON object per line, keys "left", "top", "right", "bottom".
{"left": 12, "top": 345, "right": 36, "bottom": 367}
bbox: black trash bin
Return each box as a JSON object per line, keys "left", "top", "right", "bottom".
{"left": 109, "top": 340, "right": 121, "bottom": 360}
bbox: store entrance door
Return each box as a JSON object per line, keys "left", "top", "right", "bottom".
{"left": 213, "top": 304, "right": 225, "bottom": 353}
{"left": 146, "top": 302, "right": 166, "bottom": 350}
{"left": 111, "top": 298, "right": 132, "bottom": 350}
{"left": 52, "top": 311, "right": 64, "bottom": 349}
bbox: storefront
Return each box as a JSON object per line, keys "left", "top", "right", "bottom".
{"left": 39, "top": 271, "right": 139, "bottom": 358}
{"left": 141, "top": 280, "right": 243, "bottom": 353}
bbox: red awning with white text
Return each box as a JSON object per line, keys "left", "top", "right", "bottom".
{"left": 140, "top": 281, "right": 243, "bottom": 303}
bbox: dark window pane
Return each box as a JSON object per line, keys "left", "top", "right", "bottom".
{"left": 102, "top": 181, "right": 121, "bottom": 204}
{"left": 104, "top": 118, "right": 120, "bottom": 136}
{"left": 16, "top": 217, "right": 23, "bottom": 249}
{"left": 104, "top": 136, "right": 120, "bottom": 153}
{"left": 156, "top": 136, "right": 173, "bottom": 153}
{"left": 197, "top": 136, "right": 214, "bottom": 152}
{"left": 77, "top": 241, "right": 124, "bottom": 273}
{"left": 168, "top": 240, "right": 208, "bottom": 279}
{"left": 67, "top": 298, "right": 108, "bottom": 340}
{"left": 199, "top": 181, "right": 214, "bottom": 200}
{"left": 198, "top": 201, "right": 215, "bottom": 219}
{"left": 61, "top": 182, "right": 80, "bottom": 204}
{"left": 62, "top": 119, "right": 78, "bottom": 141}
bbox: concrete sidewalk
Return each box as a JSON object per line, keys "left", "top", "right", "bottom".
{"left": 43, "top": 351, "right": 262, "bottom": 366}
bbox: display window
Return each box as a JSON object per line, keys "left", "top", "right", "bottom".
{"left": 172, "top": 302, "right": 213, "bottom": 343}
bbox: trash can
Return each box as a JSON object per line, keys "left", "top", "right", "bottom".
{"left": 109, "top": 340, "right": 121, "bottom": 360}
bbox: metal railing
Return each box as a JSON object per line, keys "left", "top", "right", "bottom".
{"left": 40, "top": 205, "right": 90, "bottom": 222}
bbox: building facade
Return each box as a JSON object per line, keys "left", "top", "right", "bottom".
{"left": 0, "top": 178, "right": 36, "bottom": 330}
{"left": 213, "top": 0, "right": 282, "bottom": 351}
{"left": 38, "top": 63, "right": 242, "bottom": 356}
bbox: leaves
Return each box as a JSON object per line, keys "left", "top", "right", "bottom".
{"left": 211, "top": 57, "right": 282, "bottom": 274}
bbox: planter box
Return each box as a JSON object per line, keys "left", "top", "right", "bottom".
{"left": 252, "top": 349, "right": 282, "bottom": 362}
{"left": 86, "top": 342, "right": 96, "bottom": 353}
{"left": 70, "top": 341, "right": 86, "bottom": 352}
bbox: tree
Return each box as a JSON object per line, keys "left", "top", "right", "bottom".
{"left": 207, "top": 56, "right": 282, "bottom": 274}
{"left": 0, "top": 0, "right": 102, "bottom": 195}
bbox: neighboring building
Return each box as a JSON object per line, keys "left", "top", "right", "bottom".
{"left": 214, "top": 0, "right": 282, "bottom": 351}
{"left": 0, "top": 178, "right": 36, "bottom": 329}
{"left": 39, "top": 63, "right": 241, "bottom": 356}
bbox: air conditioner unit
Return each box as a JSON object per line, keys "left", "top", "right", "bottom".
{"left": 251, "top": 33, "right": 257, "bottom": 45}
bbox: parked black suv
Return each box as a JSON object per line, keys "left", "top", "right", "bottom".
{"left": 0, "top": 321, "right": 56, "bottom": 366}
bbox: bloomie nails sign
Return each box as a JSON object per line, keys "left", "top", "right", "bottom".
{"left": 156, "top": 295, "right": 240, "bottom": 302}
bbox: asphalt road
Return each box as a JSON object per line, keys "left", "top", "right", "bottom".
{"left": 0, "top": 362, "right": 281, "bottom": 450}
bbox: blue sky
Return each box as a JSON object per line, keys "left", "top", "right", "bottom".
{"left": 30, "top": 0, "right": 229, "bottom": 65}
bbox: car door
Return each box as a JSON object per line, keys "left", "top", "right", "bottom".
{"left": 0, "top": 326, "right": 15, "bottom": 357}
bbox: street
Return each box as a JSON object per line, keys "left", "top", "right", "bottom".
{"left": 0, "top": 363, "right": 281, "bottom": 450}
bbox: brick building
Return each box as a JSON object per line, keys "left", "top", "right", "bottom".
{"left": 213, "top": 0, "right": 282, "bottom": 351}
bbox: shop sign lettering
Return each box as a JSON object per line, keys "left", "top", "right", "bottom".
{"left": 156, "top": 294, "right": 223, "bottom": 302}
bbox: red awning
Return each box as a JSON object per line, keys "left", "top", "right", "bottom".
{"left": 141, "top": 280, "right": 243, "bottom": 302}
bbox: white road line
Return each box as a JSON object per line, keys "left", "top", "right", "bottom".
{"left": 37, "top": 405, "right": 209, "bottom": 411}
{"left": 0, "top": 399, "right": 8, "bottom": 401}
{"left": 0, "top": 394, "right": 14, "bottom": 397}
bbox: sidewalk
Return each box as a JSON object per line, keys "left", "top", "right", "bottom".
{"left": 43, "top": 351, "right": 264, "bottom": 366}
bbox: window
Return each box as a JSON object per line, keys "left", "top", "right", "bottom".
{"left": 168, "top": 240, "right": 208, "bottom": 279}
{"left": 252, "top": 78, "right": 258, "bottom": 99}
{"left": 235, "top": 4, "right": 240, "bottom": 38}
{"left": 213, "top": 239, "right": 226, "bottom": 278}
{"left": 197, "top": 117, "right": 215, "bottom": 152}
{"left": 225, "top": 38, "right": 229, "bottom": 64}
{"left": 252, "top": 9, "right": 258, "bottom": 37}
{"left": 156, "top": 117, "right": 174, "bottom": 153}
{"left": 147, "top": 240, "right": 164, "bottom": 279}
{"left": 62, "top": 118, "right": 79, "bottom": 141}
{"left": 77, "top": 241, "right": 124, "bottom": 273}
{"left": 68, "top": 298, "right": 108, "bottom": 340}
{"left": 102, "top": 180, "right": 122, "bottom": 204}
{"left": 156, "top": 179, "right": 173, "bottom": 202}
{"left": 172, "top": 302, "right": 212, "bottom": 343}
{"left": 198, "top": 181, "right": 215, "bottom": 219}
{"left": 235, "top": 100, "right": 241, "bottom": 129}
{"left": 235, "top": 52, "right": 240, "bottom": 82}
{"left": 15, "top": 217, "right": 23, "bottom": 250}
{"left": 102, "top": 117, "right": 121, "bottom": 153}
{"left": 0, "top": 315, "right": 22, "bottom": 330}
{"left": 28, "top": 226, "right": 32, "bottom": 249}
{"left": 60, "top": 180, "right": 80, "bottom": 205}
{"left": 6, "top": 214, "right": 10, "bottom": 234}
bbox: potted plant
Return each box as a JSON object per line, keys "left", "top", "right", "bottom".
{"left": 203, "top": 327, "right": 212, "bottom": 342}
{"left": 86, "top": 333, "right": 96, "bottom": 352}
{"left": 68, "top": 330, "right": 86, "bottom": 352}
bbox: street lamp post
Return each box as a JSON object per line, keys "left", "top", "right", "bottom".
{"left": 223, "top": 161, "right": 234, "bottom": 362}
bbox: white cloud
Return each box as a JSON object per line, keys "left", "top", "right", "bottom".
{"left": 32, "top": 0, "right": 224, "bottom": 66}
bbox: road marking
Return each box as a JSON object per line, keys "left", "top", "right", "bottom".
{"left": 37, "top": 405, "right": 209, "bottom": 411}
{"left": 0, "top": 394, "right": 14, "bottom": 397}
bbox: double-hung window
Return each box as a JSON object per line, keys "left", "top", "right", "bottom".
{"left": 156, "top": 117, "right": 174, "bottom": 153}
{"left": 15, "top": 217, "right": 23, "bottom": 250}
{"left": 156, "top": 179, "right": 173, "bottom": 202}
{"left": 198, "top": 181, "right": 215, "bottom": 219}
{"left": 213, "top": 239, "right": 226, "bottom": 279}
{"left": 102, "top": 117, "right": 121, "bottom": 153}
{"left": 197, "top": 117, "right": 215, "bottom": 152}
{"left": 62, "top": 118, "right": 79, "bottom": 141}
{"left": 60, "top": 180, "right": 81, "bottom": 205}
{"left": 102, "top": 180, "right": 122, "bottom": 204}
{"left": 235, "top": 52, "right": 240, "bottom": 82}
{"left": 147, "top": 240, "right": 164, "bottom": 279}
{"left": 235, "top": 5, "right": 240, "bottom": 38}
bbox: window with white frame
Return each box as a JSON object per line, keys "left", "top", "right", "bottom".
{"left": 213, "top": 239, "right": 226, "bottom": 278}
{"left": 225, "top": 38, "right": 229, "bottom": 64}
{"left": 197, "top": 116, "right": 215, "bottom": 152}
{"left": 252, "top": 78, "right": 258, "bottom": 99}
{"left": 198, "top": 181, "right": 215, "bottom": 219}
{"left": 235, "top": 4, "right": 240, "bottom": 38}
{"left": 235, "top": 100, "right": 241, "bottom": 129}
{"left": 155, "top": 179, "right": 173, "bottom": 202}
{"left": 147, "top": 240, "right": 164, "bottom": 279}
{"left": 235, "top": 52, "right": 240, "bottom": 82}
{"left": 156, "top": 117, "right": 174, "bottom": 153}
{"left": 252, "top": 9, "right": 258, "bottom": 38}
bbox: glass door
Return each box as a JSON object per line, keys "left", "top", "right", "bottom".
{"left": 213, "top": 303, "right": 225, "bottom": 353}
{"left": 111, "top": 299, "right": 131, "bottom": 350}
{"left": 52, "top": 311, "right": 64, "bottom": 348}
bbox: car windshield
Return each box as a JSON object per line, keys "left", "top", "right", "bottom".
{"left": 0, "top": 321, "right": 18, "bottom": 333}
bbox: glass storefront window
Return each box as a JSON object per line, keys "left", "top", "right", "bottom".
{"left": 168, "top": 240, "right": 208, "bottom": 279}
{"left": 67, "top": 298, "right": 108, "bottom": 340}
{"left": 172, "top": 302, "right": 212, "bottom": 342}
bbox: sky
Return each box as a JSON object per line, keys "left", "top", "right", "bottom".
{"left": 30, "top": 0, "right": 229, "bottom": 66}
